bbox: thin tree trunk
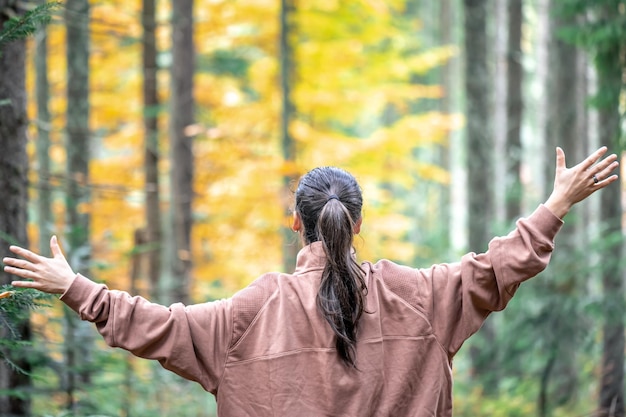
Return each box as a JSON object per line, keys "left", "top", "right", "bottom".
{"left": 280, "top": 0, "right": 299, "bottom": 272}
{"left": 0, "top": 2, "right": 31, "bottom": 413}
{"left": 169, "top": 0, "right": 194, "bottom": 305}
{"left": 596, "top": 41, "right": 625, "bottom": 417}
{"left": 535, "top": 4, "right": 587, "bottom": 412}
{"left": 123, "top": 229, "right": 145, "bottom": 417}
{"left": 464, "top": 0, "right": 493, "bottom": 258}
{"left": 535, "top": 0, "right": 550, "bottom": 198}
{"left": 437, "top": 0, "right": 451, "bottom": 250}
{"left": 143, "top": 0, "right": 162, "bottom": 302}
{"left": 35, "top": 4, "right": 52, "bottom": 256}
{"left": 463, "top": 0, "right": 498, "bottom": 395}
{"left": 505, "top": 0, "right": 523, "bottom": 222}
{"left": 545, "top": 2, "right": 579, "bottom": 198}
{"left": 538, "top": 348, "right": 557, "bottom": 417}
{"left": 493, "top": 0, "right": 506, "bottom": 224}
{"left": 64, "top": 0, "right": 93, "bottom": 411}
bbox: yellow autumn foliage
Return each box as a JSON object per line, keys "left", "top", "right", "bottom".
{"left": 25, "top": 0, "right": 458, "bottom": 303}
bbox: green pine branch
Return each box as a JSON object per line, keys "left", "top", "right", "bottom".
{"left": 0, "top": 286, "right": 51, "bottom": 374}
{"left": 0, "top": 285, "right": 51, "bottom": 338}
{"left": 0, "top": 2, "right": 62, "bottom": 48}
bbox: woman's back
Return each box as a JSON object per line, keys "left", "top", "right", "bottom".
{"left": 219, "top": 242, "right": 452, "bottom": 417}
{"left": 219, "top": 199, "right": 560, "bottom": 417}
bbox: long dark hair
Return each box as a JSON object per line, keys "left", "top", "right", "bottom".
{"left": 295, "top": 167, "right": 367, "bottom": 368}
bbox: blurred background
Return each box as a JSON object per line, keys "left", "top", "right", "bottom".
{"left": 0, "top": 0, "right": 625, "bottom": 416}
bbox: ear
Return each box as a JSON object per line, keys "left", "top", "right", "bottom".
{"left": 292, "top": 212, "right": 302, "bottom": 232}
{"left": 353, "top": 217, "right": 362, "bottom": 234}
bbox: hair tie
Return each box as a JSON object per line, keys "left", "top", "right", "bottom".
{"left": 326, "top": 194, "right": 340, "bottom": 203}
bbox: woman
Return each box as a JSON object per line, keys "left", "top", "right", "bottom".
{"left": 4, "top": 147, "right": 619, "bottom": 416}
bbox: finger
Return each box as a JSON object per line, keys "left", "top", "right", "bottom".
{"left": 594, "top": 160, "right": 620, "bottom": 180}
{"left": 9, "top": 245, "right": 41, "bottom": 263}
{"left": 50, "top": 235, "right": 63, "bottom": 258}
{"left": 4, "top": 265, "right": 35, "bottom": 279}
{"left": 595, "top": 174, "right": 619, "bottom": 189}
{"left": 590, "top": 154, "right": 619, "bottom": 175}
{"left": 556, "top": 147, "right": 566, "bottom": 170}
{"left": 11, "top": 280, "right": 38, "bottom": 289}
{"left": 580, "top": 146, "right": 608, "bottom": 171}
{"left": 2, "top": 257, "right": 35, "bottom": 271}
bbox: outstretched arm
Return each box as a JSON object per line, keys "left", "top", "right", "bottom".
{"left": 544, "top": 146, "right": 619, "bottom": 218}
{"left": 5, "top": 235, "right": 75, "bottom": 293}
{"left": 433, "top": 145, "right": 619, "bottom": 354}
{"left": 4, "top": 236, "right": 232, "bottom": 393}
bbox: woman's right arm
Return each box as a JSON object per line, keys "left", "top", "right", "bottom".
{"left": 5, "top": 238, "right": 232, "bottom": 393}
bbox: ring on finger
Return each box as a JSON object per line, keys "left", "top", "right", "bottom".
{"left": 593, "top": 174, "right": 599, "bottom": 184}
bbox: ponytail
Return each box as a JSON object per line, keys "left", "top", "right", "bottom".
{"left": 295, "top": 167, "right": 367, "bottom": 368}
{"left": 316, "top": 197, "right": 366, "bottom": 368}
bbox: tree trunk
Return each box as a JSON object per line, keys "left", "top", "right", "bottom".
{"left": 35, "top": 2, "right": 52, "bottom": 256}
{"left": 463, "top": 0, "right": 498, "bottom": 395}
{"left": 505, "top": 0, "right": 523, "bottom": 222}
{"left": 493, "top": 0, "right": 507, "bottom": 224}
{"left": 545, "top": 2, "right": 580, "bottom": 197}
{"left": 595, "top": 41, "right": 625, "bottom": 417}
{"left": 535, "top": 0, "right": 550, "bottom": 198}
{"left": 143, "top": 0, "right": 162, "bottom": 302}
{"left": 0, "top": 2, "right": 31, "bottom": 414}
{"left": 280, "top": 0, "right": 299, "bottom": 272}
{"left": 169, "top": 0, "right": 194, "bottom": 305}
{"left": 64, "top": 0, "right": 93, "bottom": 411}
{"left": 531, "top": 3, "right": 593, "bottom": 413}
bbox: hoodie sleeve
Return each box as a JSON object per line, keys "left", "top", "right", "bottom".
{"left": 427, "top": 204, "right": 563, "bottom": 357}
{"left": 60, "top": 274, "right": 232, "bottom": 394}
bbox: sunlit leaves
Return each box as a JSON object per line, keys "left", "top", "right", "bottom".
{"left": 25, "top": 0, "right": 457, "bottom": 300}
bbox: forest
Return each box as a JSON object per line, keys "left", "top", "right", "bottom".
{"left": 0, "top": 0, "right": 625, "bottom": 416}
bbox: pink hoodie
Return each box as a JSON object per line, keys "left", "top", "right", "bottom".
{"left": 61, "top": 204, "right": 563, "bottom": 416}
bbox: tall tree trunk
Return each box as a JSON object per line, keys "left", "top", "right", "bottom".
{"left": 545, "top": 2, "right": 580, "bottom": 196}
{"left": 65, "top": 0, "right": 93, "bottom": 411}
{"left": 537, "top": 7, "right": 585, "bottom": 414}
{"left": 0, "top": 2, "right": 31, "bottom": 414}
{"left": 169, "top": 0, "right": 194, "bottom": 305}
{"left": 595, "top": 41, "right": 625, "bottom": 417}
{"left": 493, "top": 0, "right": 507, "bottom": 224}
{"left": 143, "top": 0, "right": 162, "bottom": 302}
{"left": 280, "top": 0, "right": 299, "bottom": 272}
{"left": 35, "top": 3, "right": 52, "bottom": 256}
{"left": 535, "top": 0, "right": 550, "bottom": 198}
{"left": 123, "top": 229, "right": 145, "bottom": 416}
{"left": 439, "top": 0, "right": 455, "bottom": 252}
{"left": 505, "top": 0, "right": 523, "bottom": 222}
{"left": 463, "top": 0, "right": 498, "bottom": 395}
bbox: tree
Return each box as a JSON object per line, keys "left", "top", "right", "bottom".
{"left": 143, "top": 0, "right": 162, "bottom": 301}
{"left": 505, "top": 0, "right": 523, "bottom": 221}
{"left": 463, "top": 0, "right": 498, "bottom": 395}
{"left": 35, "top": 0, "right": 52, "bottom": 257}
{"left": 558, "top": 1, "right": 626, "bottom": 415}
{"left": 64, "top": 0, "right": 94, "bottom": 411}
{"left": 0, "top": 2, "right": 31, "bottom": 414}
{"left": 595, "top": 39, "right": 625, "bottom": 417}
{"left": 169, "top": 0, "right": 195, "bottom": 305}
{"left": 280, "top": 0, "right": 299, "bottom": 272}
{"left": 536, "top": 3, "right": 586, "bottom": 414}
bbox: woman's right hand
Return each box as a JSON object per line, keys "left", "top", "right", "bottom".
{"left": 4, "top": 235, "right": 76, "bottom": 294}
{"left": 544, "top": 146, "right": 619, "bottom": 219}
